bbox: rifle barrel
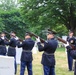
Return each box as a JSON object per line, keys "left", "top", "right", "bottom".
{"left": 56, "top": 36, "right": 67, "bottom": 44}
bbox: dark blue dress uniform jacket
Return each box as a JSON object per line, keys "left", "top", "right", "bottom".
{"left": 6, "top": 38, "right": 17, "bottom": 57}
{"left": 66, "top": 36, "right": 75, "bottom": 51}
{"left": 0, "top": 37, "right": 7, "bottom": 55}
{"left": 67, "top": 36, "right": 76, "bottom": 45}
{"left": 66, "top": 36, "right": 76, "bottom": 59}
{"left": 17, "top": 38, "right": 35, "bottom": 62}
{"left": 37, "top": 38, "right": 58, "bottom": 67}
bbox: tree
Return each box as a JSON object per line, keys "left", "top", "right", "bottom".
{"left": 0, "top": 10, "right": 26, "bottom": 38}
{"left": 20, "top": 0, "right": 76, "bottom": 35}
{"left": 0, "top": 0, "right": 26, "bottom": 38}
{"left": 0, "top": 0, "right": 18, "bottom": 10}
{"left": 0, "top": 18, "right": 5, "bottom": 32}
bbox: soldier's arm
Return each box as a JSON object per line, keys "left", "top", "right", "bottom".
{"left": 17, "top": 41, "right": 25, "bottom": 48}
{"left": 0, "top": 38, "right": 3, "bottom": 42}
{"left": 5, "top": 39, "right": 13, "bottom": 45}
{"left": 37, "top": 42, "right": 48, "bottom": 52}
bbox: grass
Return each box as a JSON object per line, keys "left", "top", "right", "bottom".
{"left": 16, "top": 47, "right": 74, "bottom": 75}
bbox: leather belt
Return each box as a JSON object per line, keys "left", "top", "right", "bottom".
{"left": 44, "top": 52, "right": 54, "bottom": 55}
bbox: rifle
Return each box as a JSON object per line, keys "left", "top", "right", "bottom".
{"left": 56, "top": 36, "right": 67, "bottom": 44}
{"left": 4, "top": 31, "right": 23, "bottom": 42}
{"left": 47, "top": 29, "right": 67, "bottom": 44}
{"left": 26, "top": 32, "right": 45, "bottom": 43}
{"left": 48, "top": 29, "right": 76, "bottom": 50}
{"left": 4, "top": 31, "right": 10, "bottom": 35}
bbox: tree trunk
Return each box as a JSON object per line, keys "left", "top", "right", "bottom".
{"left": 65, "top": 3, "right": 76, "bottom": 36}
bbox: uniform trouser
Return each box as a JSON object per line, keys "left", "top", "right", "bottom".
{"left": 67, "top": 52, "right": 73, "bottom": 71}
{"left": 0, "top": 46, "right": 7, "bottom": 56}
{"left": 7, "top": 47, "right": 17, "bottom": 74}
{"left": 20, "top": 61, "right": 33, "bottom": 75}
{"left": 74, "top": 61, "right": 76, "bottom": 75}
{"left": 43, "top": 65, "right": 55, "bottom": 75}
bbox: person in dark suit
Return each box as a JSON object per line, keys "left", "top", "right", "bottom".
{"left": 17, "top": 33, "right": 35, "bottom": 75}
{"left": 0, "top": 32, "right": 7, "bottom": 56}
{"left": 66, "top": 31, "right": 74, "bottom": 71}
{"left": 65, "top": 31, "right": 76, "bottom": 75}
{"left": 36, "top": 31, "right": 58, "bottom": 75}
{"left": 6, "top": 31, "right": 18, "bottom": 75}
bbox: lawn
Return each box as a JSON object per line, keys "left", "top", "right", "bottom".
{"left": 16, "top": 47, "right": 74, "bottom": 75}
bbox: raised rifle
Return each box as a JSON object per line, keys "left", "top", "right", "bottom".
{"left": 48, "top": 29, "right": 67, "bottom": 44}
{"left": 48, "top": 29, "right": 76, "bottom": 50}
{"left": 56, "top": 36, "right": 67, "bottom": 44}
{"left": 4, "top": 31, "right": 23, "bottom": 42}
{"left": 26, "top": 32, "right": 45, "bottom": 43}
{"left": 56, "top": 36, "right": 76, "bottom": 50}
{"left": 4, "top": 31, "right": 10, "bottom": 35}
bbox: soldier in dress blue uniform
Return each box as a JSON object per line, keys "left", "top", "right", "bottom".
{"left": 66, "top": 31, "right": 74, "bottom": 71}
{"left": 6, "top": 31, "right": 18, "bottom": 75}
{"left": 17, "top": 33, "right": 35, "bottom": 75}
{"left": 36, "top": 31, "right": 58, "bottom": 75}
{"left": 0, "top": 32, "right": 7, "bottom": 56}
{"left": 65, "top": 31, "right": 76, "bottom": 75}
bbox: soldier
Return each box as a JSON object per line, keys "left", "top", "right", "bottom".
{"left": 36, "top": 31, "right": 58, "bottom": 75}
{"left": 66, "top": 31, "right": 74, "bottom": 71}
{"left": 0, "top": 32, "right": 7, "bottom": 56}
{"left": 17, "top": 33, "right": 35, "bottom": 75}
{"left": 65, "top": 31, "right": 76, "bottom": 75}
{"left": 6, "top": 31, "right": 18, "bottom": 75}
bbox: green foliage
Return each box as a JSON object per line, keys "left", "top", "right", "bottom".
{"left": 0, "top": 18, "right": 5, "bottom": 32}
{"left": 0, "top": 10, "right": 26, "bottom": 38}
{"left": 0, "top": 0, "right": 26, "bottom": 38}
{"left": 1, "top": 0, "right": 76, "bottom": 38}
{"left": 20, "top": 0, "right": 76, "bottom": 36}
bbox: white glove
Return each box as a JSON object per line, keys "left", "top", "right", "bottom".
{"left": 64, "top": 42, "right": 69, "bottom": 47}
{"left": 34, "top": 41, "right": 38, "bottom": 47}
{"left": 1, "top": 37, "right": 5, "bottom": 40}
{"left": 36, "top": 37, "right": 41, "bottom": 42}
{"left": 15, "top": 36, "right": 19, "bottom": 40}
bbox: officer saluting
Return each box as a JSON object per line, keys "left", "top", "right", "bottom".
{"left": 6, "top": 31, "right": 18, "bottom": 75}
{"left": 17, "top": 33, "right": 35, "bottom": 75}
{"left": 0, "top": 32, "right": 7, "bottom": 56}
{"left": 36, "top": 31, "right": 58, "bottom": 75}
